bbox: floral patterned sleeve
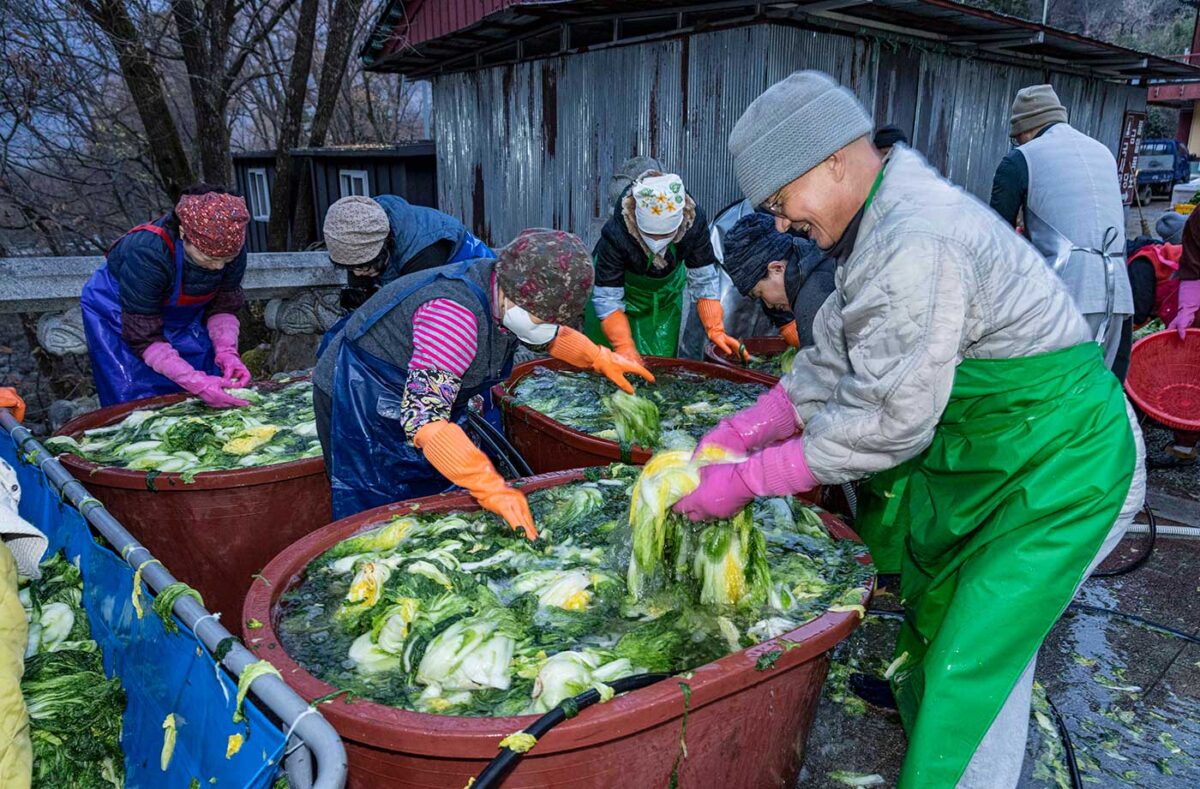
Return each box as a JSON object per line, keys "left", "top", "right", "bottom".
{"left": 400, "top": 367, "right": 463, "bottom": 439}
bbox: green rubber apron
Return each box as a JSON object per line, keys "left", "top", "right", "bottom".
{"left": 882, "top": 342, "right": 1133, "bottom": 787}
{"left": 584, "top": 246, "right": 687, "bottom": 358}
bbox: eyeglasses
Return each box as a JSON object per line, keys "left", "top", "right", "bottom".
{"left": 760, "top": 184, "right": 790, "bottom": 218}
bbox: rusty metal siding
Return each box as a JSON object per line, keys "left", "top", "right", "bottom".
{"left": 433, "top": 22, "right": 1146, "bottom": 246}
{"left": 406, "top": 0, "right": 512, "bottom": 47}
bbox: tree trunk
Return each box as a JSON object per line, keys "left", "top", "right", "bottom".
{"left": 267, "top": 0, "right": 320, "bottom": 251}
{"left": 74, "top": 0, "right": 195, "bottom": 197}
{"left": 291, "top": 0, "right": 366, "bottom": 248}
{"left": 170, "top": 0, "right": 233, "bottom": 185}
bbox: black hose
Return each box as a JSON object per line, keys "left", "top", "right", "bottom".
{"left": 1044, "top": 692, "right": 1084, "bottom": 789}
{"left": 1068, "top": 603, "right": 1200, "bottom": 645}
{"left": 1091, "top": 503, "right": 1156, "bottom": 578}
{"left": 467, "top": 411, "right": 534, "bottom": 479}
{"left": 472, "top": 672, "right": 673, "bottom": 788}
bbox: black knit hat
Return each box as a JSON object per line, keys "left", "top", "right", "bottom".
{"left": 722, "top": 212, "right": 797, "bottom": 296}
{"left": 873, "top": 124, "right": 908, "bottom": 149}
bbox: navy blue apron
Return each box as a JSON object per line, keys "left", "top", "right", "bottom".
{"left": 81, "top": 223, "right": 220, "bottom": 406}
{"left": 317, "top": 235, "right": 496, "bottom": 359}
{"left": 328, "top": 261, "right": 513, "bottom": 520}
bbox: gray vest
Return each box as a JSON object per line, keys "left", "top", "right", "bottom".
{"left": 1020, "top": 124, "right": 1133, "bottom": 324}
{"left": 314, "top": 259, "right": 516, "bottom": 400}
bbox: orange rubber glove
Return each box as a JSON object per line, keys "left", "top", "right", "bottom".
{"left": 414, "top": 420, "right": 536, "bottom": 539}
{"left": 779, "top": 321, "right": 800, "bottom": 349}
{"left": 0, "top": 388, "right": 25, "bottom": 423}
{"left": 549, "top": 326, "right": 655, "bottom": 394}
{"left": 598, "top": 311, "right": 643, "bottom": 366}
{"left": 697, "top": 299, "right": 748, "bottom": 361}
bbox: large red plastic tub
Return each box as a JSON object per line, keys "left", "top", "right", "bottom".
{"left": 243, "top": 470, "right": 874, "bottom": 788}
{"left": 703, "top": 336, "right": 791, "bottom": 385}
{"left": 54, "top": 383, "right": 331, "bottom": 619}
{"left": 492, "top": 357, "right": 773, "bottom": 473}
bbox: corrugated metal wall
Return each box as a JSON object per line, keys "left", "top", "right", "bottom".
{"left": 433, "top": 24, "right": 1146, "bottom": 246}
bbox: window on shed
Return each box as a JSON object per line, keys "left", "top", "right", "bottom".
{"left": 246, "top": 168, "right": 271, "bottom": 221}
{"left": 339, "top": 169, "right": 370, "bottom": 198}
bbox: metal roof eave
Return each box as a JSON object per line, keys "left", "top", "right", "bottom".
{"left": 362, "top": 0, "right": 1200, "bottom": 84}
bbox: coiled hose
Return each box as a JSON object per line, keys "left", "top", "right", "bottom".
{"left": 467, "top": 411, "right": 534, "bottom": 479}
{"left": 1091, "top": 503, "right": 1156, "bottom": 578}
{"left": 472, "top": 673, "right": 672, "bottom": 788}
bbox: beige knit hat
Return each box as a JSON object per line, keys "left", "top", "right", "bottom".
{"left": 1010, "top": 84, "right": 1068, "bottom": 138}
{"left": 324, "top": 196, "right": 390, "bottom": 267}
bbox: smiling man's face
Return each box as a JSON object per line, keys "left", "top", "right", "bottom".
{"left": 763, "top": 138, "right": 882, "bottom": 251}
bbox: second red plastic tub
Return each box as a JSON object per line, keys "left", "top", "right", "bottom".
{"left": 243, "top": 470, "right": 874, "bottom": 788}
{"left": 703, "top": 336, "right": 791, "bottom": 384}
{"left": 492, "top": 357, "right": 773, "bottom": 473}
{"left": 54, "top": 384, "right": 331, "bottom": 619}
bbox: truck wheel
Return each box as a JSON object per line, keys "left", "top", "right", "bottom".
{"left": 1137, "top": 184, "right": 1153, "bottom": 205}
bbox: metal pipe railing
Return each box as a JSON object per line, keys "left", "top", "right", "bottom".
{"left": 0, "top": 409, "right": 348, "bottom": 789}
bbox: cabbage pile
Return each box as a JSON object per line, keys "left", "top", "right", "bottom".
{"left": 20, "top": 553, "right": 126, "bottom": 788}
{"left": 510, "top": 367, "right": 765, "bottom": 452}
{"left": 276, "top": 464, "right": 871, "bottom": 717}
{"left": 44, "top": 380, "right": 321, "bottom": 479}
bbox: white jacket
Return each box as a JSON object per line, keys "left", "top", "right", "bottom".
{"left": 784, "top": 146, "right": 1091, "bottom": 484}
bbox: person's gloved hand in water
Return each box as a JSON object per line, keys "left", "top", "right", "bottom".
{"left": 0, "top": 388, "right": 25, "bottom": 423}
{"left": 674, "top": 436, "right": 817, "bottom": 521}
{"left": 143, "top": 342, "right": 250, "bottom": 409}
{"left": 415, "top": 420, "right": 537, "bottom": 539}
{"left": 206, "top": 313, "right": 252, "bottom": 387}
{"left": 697, "top": 299, "right": 749, "bottom": 361}
{"left": 1169, "top": 279, "right": 1200, "bottom": 339}
{"left": 696, "top": 384, "right": 800, "bottom": 458}
{"left": 548, "top": 326, "right": 655, "bottom": 394}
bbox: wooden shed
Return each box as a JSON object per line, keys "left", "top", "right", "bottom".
{"left": 232, "top": 142, "right": 439, "bottom": 251}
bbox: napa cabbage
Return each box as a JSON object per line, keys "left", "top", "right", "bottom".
{"left": 528, "top": 650, "right": 636, "bottom": 713}
{"left": 416, "top": 617, "right": 517, "bottom": 691}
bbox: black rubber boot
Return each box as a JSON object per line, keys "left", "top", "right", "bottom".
{"left": 1148, "top": 445, "right": 1198, "bottom": 470}
{"left": 849, "top": 673, "right": 898, "bottom": 711}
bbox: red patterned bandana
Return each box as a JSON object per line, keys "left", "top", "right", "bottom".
{"left": 175, "top": 192, "right": 250, "bottom": 258}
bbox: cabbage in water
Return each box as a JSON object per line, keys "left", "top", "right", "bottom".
{"left": 276, "top": 465, "right": 872, "bottom": 717}
{"left": 510, "top": 367, "right": 765, "bottom": 450}
{"left": 43, "top": 379, "right": 321, "bottom": 479}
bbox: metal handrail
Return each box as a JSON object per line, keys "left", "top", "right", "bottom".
{"left": 0, "top": 409, "right": 348, "bottom": 789}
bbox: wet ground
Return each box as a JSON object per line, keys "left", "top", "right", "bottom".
{"left": 800, "top": 518, "right": 1200, "bottom": 788}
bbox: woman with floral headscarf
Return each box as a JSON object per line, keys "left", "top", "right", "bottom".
{"left": 81, "top": 185, "right": 253, "bottom": 407}
{"left": 584, "top": 170, "right": 745, "bottom": 362}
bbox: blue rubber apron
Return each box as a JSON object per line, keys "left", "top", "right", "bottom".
{"left": 81, "top": 223, "right": 219, "bottom": 406}
{"left": 328, "top": 261, "right": 512, "bottom": 520}
{"left": 318, "top": 233, "right": 496, "bottom": 358}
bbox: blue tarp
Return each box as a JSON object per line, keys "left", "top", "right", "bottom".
{"left": 2, "top": 434, "right": 287, "bottom": 788}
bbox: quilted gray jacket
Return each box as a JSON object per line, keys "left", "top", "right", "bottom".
{"left": 785, "top": 146, "right": 1092, "bottom": 484}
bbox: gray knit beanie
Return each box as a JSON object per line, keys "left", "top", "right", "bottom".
{"left": 1157, "top": 211, "right": 1186, "bottom": 245}
{"left": 1010, "top": 85, "right": 1068, "bottom": 138}
{"left": 729, "top": 71, "right": 873, "bottom": 207}
{"left": 324, "top": 196, "right": 390, "bottom": 266}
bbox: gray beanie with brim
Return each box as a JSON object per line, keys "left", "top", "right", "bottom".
{"left": 729, "top": 70, "right": 873, "bottom": 208}
{"left": 324, "top": 196, "right": 391, "bottom": 267}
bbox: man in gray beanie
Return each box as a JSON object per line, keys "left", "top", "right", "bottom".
{"left": 990, "top": 84, "right": 1133, "bottom": 369}
{"left": 674, "top": 70, "right": 1144, "bottom": 789}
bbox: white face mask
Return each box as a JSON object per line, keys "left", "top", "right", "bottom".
{"left": 502, "top": 304, "right": 559, "bottom": 347}
{"left": 641, "top": 235, "right": 672, "bottom": 255}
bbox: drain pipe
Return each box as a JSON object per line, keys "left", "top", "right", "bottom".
{"left": 0, "top": 411, "right": 348, "bottom": 789}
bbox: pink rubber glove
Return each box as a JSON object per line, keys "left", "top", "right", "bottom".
{"left": 143, "top": 342, "right": 250, "bottom": 409}
{"left": 674, "top": 436, "right": 819, "bottom": 522}
{"left": 1169, "top": 279, "right": 1200, "bottom": 339}
{"left": 696, "top": 384, "right": 800, "bottom": 457}
{"left": 207, "top": 313, "right": 252, "bottom": 386}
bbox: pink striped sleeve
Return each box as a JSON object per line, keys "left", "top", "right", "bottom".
{"left": 410, "top": 298, "right": 479, "bottom": 376}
